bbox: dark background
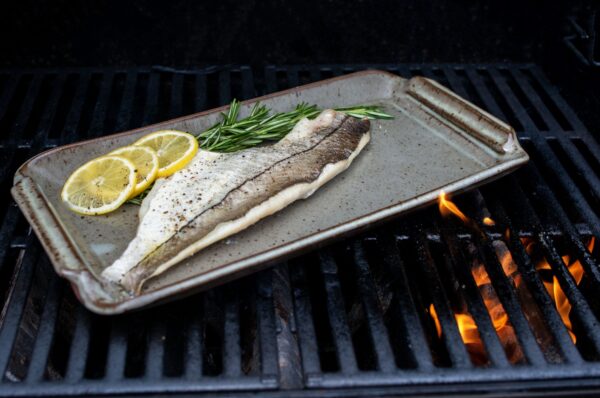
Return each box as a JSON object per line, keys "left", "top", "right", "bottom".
{"left": 0, "top": 0, "right": 597, "bottom": 128}
{"left": 0, "top": 1, "right": 582, "bottom": 67}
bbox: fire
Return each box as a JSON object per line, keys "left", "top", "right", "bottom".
{"left": 429, "top": 304, "right": 480, "bottom": 345}
{"left": 434, "top": 192, "right": 522, "bottom": 363}
{"left": 523, "top": 236, "right": 595, "bottom": 343}
{"left": 483, "top": 217, "right": 495, "bottom": 226}
{"left": 472, "top": 260, "right": 511, "bottom": 332}
{"left": 438, "top": 191, "right": 469, "bottom": 224}
{"left": 435, "top": 192, "right": 597, "bottom": 356}
{"left": 438, "top": 191, "right": 496, "bottom": 228}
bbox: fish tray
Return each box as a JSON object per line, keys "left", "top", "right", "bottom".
{"left": 11, "top": 71, "right": 529, "bottom": 314}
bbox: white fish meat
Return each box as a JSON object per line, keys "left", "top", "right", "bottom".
{"left": 102, "top": 109, "right": 371, "bottom": 293}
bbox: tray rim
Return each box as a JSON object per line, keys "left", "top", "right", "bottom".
{"left": 13, "top": 69, "right": 398, "bottom": 179}
{"left": 11, "top": 69, "right": 529, "bottom": 314}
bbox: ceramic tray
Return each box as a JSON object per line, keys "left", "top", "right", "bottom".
{"left": 11, "top": 71, "right": 529, "bottom": 314}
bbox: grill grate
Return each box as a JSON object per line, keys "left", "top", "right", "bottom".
{"left": 0, "top": 64, "right": 599, "bottom": 396}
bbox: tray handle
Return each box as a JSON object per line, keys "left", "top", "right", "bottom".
{"left": 406, "top": 76, "right": 517, "bottom": 154}
{"left": 11, "top": 176, "right": 87, "bottom": 272}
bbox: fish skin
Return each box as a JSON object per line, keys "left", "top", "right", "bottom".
{"left": 102, "top": 110, "right": 370, "bottom": 294}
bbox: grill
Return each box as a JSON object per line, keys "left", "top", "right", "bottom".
{"left": 0, "top": 64, "right": 599, "bottom": 397}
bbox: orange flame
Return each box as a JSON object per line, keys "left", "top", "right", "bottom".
{"left": 500, "top": 251, "right": 517, "bottom": 277}
{"left": 434, "top": 194, "right": 597, "bottom": 356}
{"left": 483, "top": 217, "right": 495, "bottom": 226}
{"left": 522, "top": 236, "right": 595, "bottom": 343}
{"left": 438, "top": 192, "right": 495, "bottom": 228}
{"left": 429, "top": 304, "right": 481, "bottom": 345}
{"left": 434, "top": 194, "right": 512, "bottom": 362}
{"left": 429, "top": 304, "right": 442, "bottom": 336}
{"left": 433, "top": 194, "right": 523, "bottom": 363}
{"left": 472, "top": 261, "right": 512, "bottom": 341}
{"left": 455, "top": 313, "right": 481, "bottom": 345}
{"left": 439, "top": 191, "right": 470, "bottom": 224}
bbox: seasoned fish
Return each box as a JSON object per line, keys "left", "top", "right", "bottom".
{"left": 102, "top": 110, "right": 371, "bottom": 293}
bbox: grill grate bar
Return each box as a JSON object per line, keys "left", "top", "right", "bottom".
{"left": 62, "top": 72, "right": 91, "bottom": 144}
{"left": 376, "top": 232, "right": 434, "bottom": 370}
{"left": 240, "top": 67, "right": 255, "bottom": 100}
{"left": 34, "top": 73, "right": 66, "bottom": 147}
{"left": 522, "top": 156, "right": 600, "bottom": 287}
{"left": 222, "top": 288, "right": 241, "bottom": 377}
{"left": 0, "top": 243, "right": 39, "bottom": 378}
{"left": 437, "top": 225, "right": 512, "bottom": 368}
{"left": 270, "top": 265, "right": 303, "bottom": 389}
{"left": 415, "top": 230, "right": 473, "bottom": 368}
{"left": 0, "top": 206, "right": 21, "bottom": 277}
{"left": 10, "top": 75, "right": 43, "bottom": 144}
{"left": 470, "top": 225, "right": 548, "bottom": 366}
{"left": 183, "top": 300, "right": 203, "bottom": 379}
{"left": 528, "top": 68, "right": 592, "bottom": 140}
{"left": 286, "top": 68, "right": 299, "bottom": 89}
{"left": 170, "top": 73, "right": 184, "bottom": 118}
{"left": 289, "top": 264, "right": 322, "bottom": 377}
{"left": 484, "top": 184, "right": 584, "bottom": 364}
{"left": 509, "top": 68, "right": 563, "bottom": 131}
{"left": 141, "top": 72, "right": 160, "bottom": 126}
{"left": 264, "top": 66, "right": 278, "bottom": 94}
{"left": 0, "top": 74, "right": 21, "bottom": 132}
{"left": 24, "top": 268, "right": 62, "bottom": 383}
{"left": 521, "top": 168, "right": 600, "bottom": 348}
{"left": 218, "top": 71, "right": 231, "bottom": 105}
{"left": 503, "top": 172, "right": 600, "bottom": 353}
{"left": 536, "top": 234, "right": 600, "bottom": 351}
{"left": 115, "top": 72, "right": 138, "bottom": 132}
{"left": 194, "top": 74, "right": 207, "bottom": 113}
{"left": 88, "top": 72, "right": 115, "bottom": 138}
{"left": 489, "top": 69, "right": 600, "bottom": 238}
{"left": 440, "top": 68, "right": 470, "bottom": 100}
{"left": 145, "top": 316, "right": 166, "bottom": 379}
{"left": 487, "top": 67, "right": 539, "bottom": 132}
{"left": 352, "top": 241, "right": 397, "bottom": 373}
{"left": 104, "top": 318, "right": 129, "bottom": 381}
{"left": 464, "top": 67, "right": 509, "bottom": 123}
{"left": 256, "top": 271, "right": 279, "bottom": 385}
{"left": 64, "top": 306, "right": 92, "bottom": 382}
{"left": 510, "top": 69, "right": 600, "bottom": 200}
{"left": 319, "top": 250, "right": 359, "bottom": 374}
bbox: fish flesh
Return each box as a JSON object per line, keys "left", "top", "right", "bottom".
{"left": 102, "top": 110, "right": 370, "bottom": 293}
{"left": 101, "top": 109, "right": 371, "bottom": 293}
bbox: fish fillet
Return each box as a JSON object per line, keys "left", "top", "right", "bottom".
{"left": 102, "top": 110, "right": 371, "bottom": 293}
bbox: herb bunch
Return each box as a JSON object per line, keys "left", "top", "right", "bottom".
{"left": 128, "top": 100, "right": 392, "bottom": 205}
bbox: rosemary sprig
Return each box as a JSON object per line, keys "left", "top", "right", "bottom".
{"left": 199, "top": 100, "right": 321, "bottom": 152}
{"left": 127, "top": 100, "right": 392, "bottom": 205}
{"left": 333, "top": 105, "right": 395, "bottom": 120}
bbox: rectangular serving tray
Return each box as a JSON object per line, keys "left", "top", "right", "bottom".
{"left": 11, "top": 70, "right": 528, "bottom": 314}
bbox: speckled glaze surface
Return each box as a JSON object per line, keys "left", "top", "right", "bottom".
{"left": 11, "top": 71, "right": 528, "bottom": 314}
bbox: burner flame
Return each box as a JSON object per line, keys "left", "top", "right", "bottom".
{"left": 438, "top": 191, "right": 470, "bottom": 224}
{"left": 523, "top": 236, "right": 595, "bottom": 343}
{"left": 429, "top": 304, "right": 481, "bottom": 345}
{"left": 434, "top": 192, "right": 521, "bottom": 363}
{"left": 483, "top": 217, "right": 495, "bottom": 226}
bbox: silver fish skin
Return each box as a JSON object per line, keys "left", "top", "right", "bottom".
{"left": 101, "top": 109, "right": 371, "bottom": 293}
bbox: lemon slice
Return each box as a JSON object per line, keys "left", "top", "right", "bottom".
{"left": 61, "top": 156, "right": 137, "bottom": 215}
{"left": 109, "top": 145, "right": 159, "bottom": 197}
{"left": 134, "top": 130, "right": 198, "bottom": 177}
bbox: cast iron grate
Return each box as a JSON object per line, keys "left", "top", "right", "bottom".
{"left": 0, "top": 64, "right": 599, "bottom": 397}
